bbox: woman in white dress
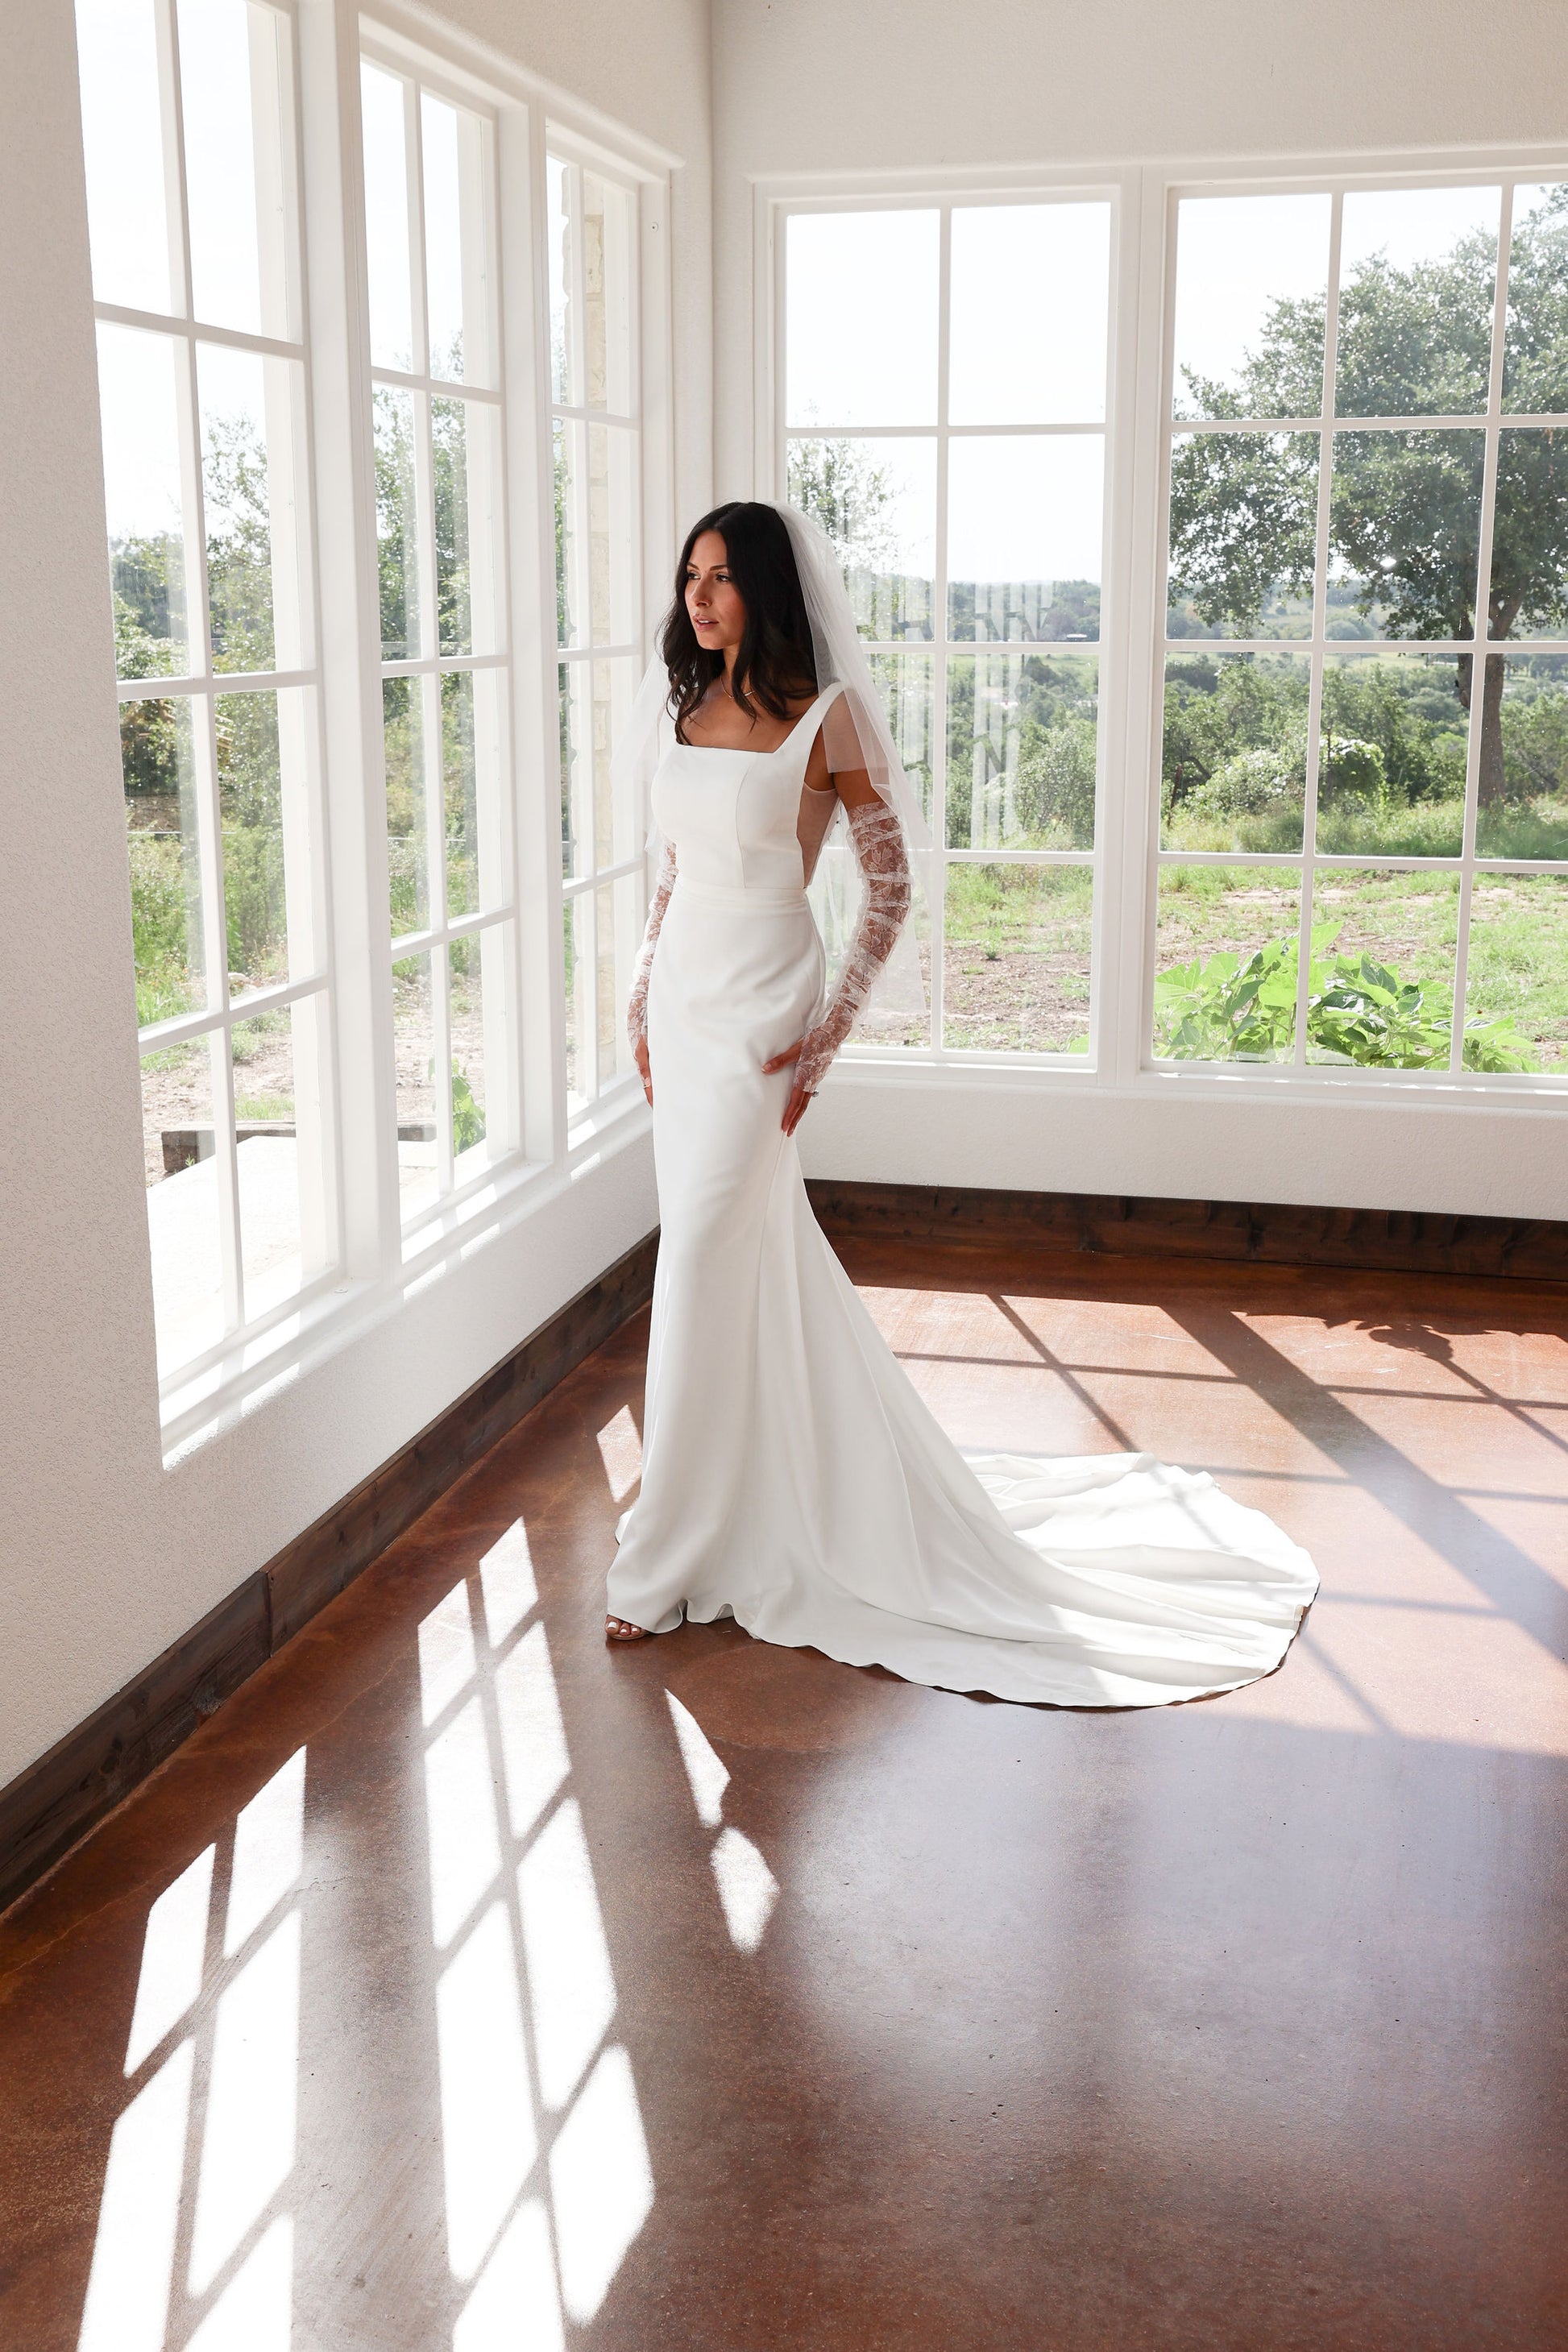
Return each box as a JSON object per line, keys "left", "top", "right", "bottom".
{"left": 604, "top": 500, "right": 1317, "bottom": 1707}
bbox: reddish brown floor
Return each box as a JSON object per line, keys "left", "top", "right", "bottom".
{"left": 3, "top": 1240, "right": 1568, "bottom": 2350}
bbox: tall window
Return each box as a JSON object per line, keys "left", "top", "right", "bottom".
{"left": 782, "top": 199, "right": 1114, "bottom": 1058}
{"left": 549, "top": 150, "right": 648, "bottom": 1120}
{"left": 1155, "top": 181, "right": 1568, "bottom": 1082}
{"left": 359, "top": 52, "right": 517, "bottom": 1227}
{"left": 78, "top": 0, "right": 335, "bottom": 1391}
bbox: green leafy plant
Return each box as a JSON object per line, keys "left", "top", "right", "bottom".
{"left": 1154, "top": 920, "right": 1537, "bottom": 1072}
{"left": 450, "top": 1063, "right": 486, "bottom": 1154}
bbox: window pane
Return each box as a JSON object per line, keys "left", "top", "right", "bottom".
{"left": 384, "top": 675, "right": 429, "bottom": 936}
{"left": 582, "top": 171, "right": 636, "bottom": 414}
{"left": 1167, "top": 430, "right": 1318, "bottom": 640}
{"left": 1504, "top": 185, "right": 1568, "bottom": 415}
{"left": 362, "top": 61, "right": 415, "bottom": 371}
{"left": 547, "top": 155, "right": 572, "bottom": 404}
{"left": 1317, "top": 653, "right": 1466, "bottom": 857}
{"left": 199, "top": 342, "right": 306, "bottom": 674}
{"left": 99, "top": 322, "right": 192, "bottom": 679}
{"left": 449, "top": 927, "right": 494, "bottom": 1174}
{"left": 125, "top": 695, "right": 208, "bottom": 1021}
{"left": 565, "top": 893, "right": 591, "bottom": 1112}
{"left": 432, "top": 396, "right": 471, "bottom": 653}
{"left": 554, "top": 419, "right": 582, "bottom": 649}
{"left": 232, "top": 1002, "right": 308, "bottom": 1318}
{"left": 1328, "top": 430, "right": 1484, "bottom": 640}
{"left": 949, "top": 202, "right": 1110, "bottom": 425}
{"left": 786, "top": 209, "right": 940, "bottom": 429}
{"left": 786, "top": 437, "right": 935, "bottom": 642}
{"left": 141, "top": 1032, "right": 225, "bottom": 1371}
{"left": 1152, "top": 866, "right": 1303, "bottom": 1062}
{"left": 431, "top": 397, "right": 501, "bottom": 655}
{"left": 422, "top": 92, "right": 489, "bottom": 385}
{"left": 596, "top": 875, "right": 639, "bottom": 1089}
{"left": 1172, "top": 194, "right": 1331, "bottom": 421}
{"left": 1335, "top": 187, "right": 1498, "bottom": 421}
{"left": 1480, "top": 654, "right": 1568, "bottom": 860}
{"left": 1464, "top": 874, "right": 1568, "bottom": 1072}
{"left": 1490, "top": 429, "right": 1568, "bottom": 641}
{"left": 1161, "top": 652, "right": 1311, "bottom": 854}
{"left": 559, "top": 661, "right": 589, "bottom": 878}
{"left": 948, "top": 436, "right": 1103, "bottom": 644}
{"left": 77, "top": 0, "right": 176, "bottom": 314}
{"left": 177, "top": 0, "right": 289, "bottom": 337}
{"left": 948, "top": 653, "right": 1097, "bottom": 851}
{"left": 943, "top": 866, "right": 1093, "bottom": 1054}
{"left": 867, "top": 649, "right": 934, "bottom": 832}
{"left": 591, "top": 657, "right": 641, "bottom": 871}
{"left": 442, "top": 670, "right": 503, "bottom": 919}
{"left": 216, "top": 688, "right": 292, "bottom": 986}
{"left": 587, "top": 422, "right": 638, "bottom": 646}
{"left": 375, "top": 388, "right": 421, "bottom": 662}
{"left": 394, "top": 949, "right": 438, "bottom": 1219}
{"left": 1305, "top": 868, "right": 1459, "bottom": 1068}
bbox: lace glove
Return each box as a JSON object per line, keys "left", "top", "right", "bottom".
{"left": 794, "top": 800, "right": 912, "bottom": 1093}
{"left": 626, "top": 838, "right": 677, "bottom": 1056}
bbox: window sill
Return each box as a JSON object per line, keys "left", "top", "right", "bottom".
{"left": 160, "top": 1095, "right": 653, "bottom": 1465}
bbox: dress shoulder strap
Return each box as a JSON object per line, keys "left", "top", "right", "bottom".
{"left": 782, "top": 678, "right": 845, "bottom": 774}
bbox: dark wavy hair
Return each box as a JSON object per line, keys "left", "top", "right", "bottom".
{"left": 660, "top": 502, "right": 817, "bottom": 738}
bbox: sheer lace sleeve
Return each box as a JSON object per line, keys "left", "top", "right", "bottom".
{"left": 794, "top": 800, "right": 912, "bottom": 1093}
{"left": 626, "top": 837, "right": 677, "bottom": 1055}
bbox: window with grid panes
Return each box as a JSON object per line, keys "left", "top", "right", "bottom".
{"left": 1155, "top": 181, "right": 1568, "bottom": 1081}
{"left": 359, "top": 50, "right": 520, "bottom": 1223}
{"left": 77, "top": 0, "right": 338, "bottom": 1389}
{"left": 782, "top": 200, "right": 1114, "bottom": 1057}
{"left": 549, "top": 151, "right": 647, "bottom": 1118}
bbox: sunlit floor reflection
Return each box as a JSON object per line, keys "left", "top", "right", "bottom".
{"left": 423, "top": 1519, "right": 657, "bottom": 2339}
{"left": 77, "top": 1748, "right": 307, "bottom": 2352}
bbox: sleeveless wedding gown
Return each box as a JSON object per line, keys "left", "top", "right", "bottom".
{"left": 607, "top": 687, "right": 1318, "bottom": 1707}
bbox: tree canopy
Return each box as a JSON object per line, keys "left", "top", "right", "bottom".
{"left": 1169, "top": 189, "right": 1568, "bottom": 800}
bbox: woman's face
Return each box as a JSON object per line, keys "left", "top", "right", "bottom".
{"left": 685, "top": 530, "right": 746, "bottom": 658}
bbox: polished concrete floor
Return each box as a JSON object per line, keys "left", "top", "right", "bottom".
{"left": 3, "top": 1238, "right": 1568, "bottom": 2350}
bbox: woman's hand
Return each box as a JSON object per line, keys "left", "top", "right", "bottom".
{"left": 634, "top": 1034, "right": 653, "bottom": 1105}
{"left": 761, "top": 1038, "right": 813, "bottom": 1136}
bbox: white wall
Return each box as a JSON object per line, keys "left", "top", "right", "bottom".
{"left": 0, "top": 0, "right": 710, "bottom": 1793}
{"left": 713, "top": 0, "right": 1568, "bottom": 1222}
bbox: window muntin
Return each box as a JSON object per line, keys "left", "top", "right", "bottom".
{"left": 360, "top": 54, "right": 517, "bottom": 1226}
{"left": 782, "top": 197, "right": 1114, "bottom": 1060}
{"left": 1158, "top": 177, "right": 1568, "bottom": 1083}
{"left": 550, "top": 150, "right": 646, "bottom": 1119}
{"left": 79, "top": 0, "right": 337, "bottom": 1387}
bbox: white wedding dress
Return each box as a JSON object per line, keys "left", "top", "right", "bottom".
{"left": 607, "top": 687, "right": 1318, "bottom": 1707}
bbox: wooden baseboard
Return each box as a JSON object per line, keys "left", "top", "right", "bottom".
{"left": 0, "top": 1231, "right": 659, "bottom": 1919}
{"left": 807, "top": 1180, "right": 1568, "bottom": 1284}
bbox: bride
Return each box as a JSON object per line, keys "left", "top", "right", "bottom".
{"left": 604, "top": 499, "right": 1317, "bottom": 1707}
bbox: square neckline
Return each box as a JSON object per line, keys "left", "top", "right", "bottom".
{"left": 674, "top": 680, "right": 840, "bottom": 757}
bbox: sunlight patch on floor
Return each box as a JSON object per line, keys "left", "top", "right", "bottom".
{"left": 77, "top": 1746, "right": 308, "bottom": 2352}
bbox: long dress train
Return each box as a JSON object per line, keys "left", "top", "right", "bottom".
{"left": 607, "top": 687, "right": 1318, "bottom": 1707}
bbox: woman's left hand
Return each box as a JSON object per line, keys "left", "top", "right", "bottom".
{"left": 761, "top": 1037, "right": 813, "bottom": 1136}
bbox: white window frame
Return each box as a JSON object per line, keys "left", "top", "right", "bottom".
{"left": 761, "top": 171, "right": 1138, "bottom": 1079}
{"left": 757, "top": 149, "right": 1568, "bottom": 1107}
{"left": 91, "top": 0, "right": 346, "bottom": 1427}
{"left": 79, "top": 0, "right": 674, "bottom": 1454}
{"left": 546, "top": 131, "right": 655, "bottom": 1138}
{"left": 1145, "top": 158, "right": 1568, "bottom": 1097}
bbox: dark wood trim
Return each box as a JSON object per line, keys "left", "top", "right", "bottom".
{"left": 268, "top": 1230, "right": 659, "bottom": 1645}
{"left": 0, "top": 1230, "right": 659, "bottom": 1920}
{"left": 0, "top": 1574, "right": 271, "bottom": 1919}
{"left": 807, "top": 1180, "right": 1568, "bottom": 1284}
